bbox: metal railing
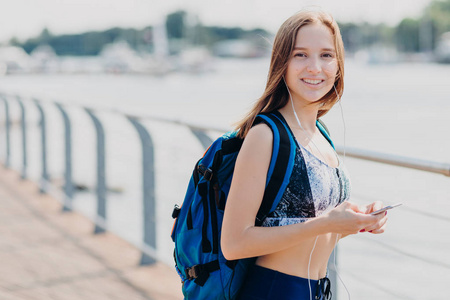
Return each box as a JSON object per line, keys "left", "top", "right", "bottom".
{"left": 0, "top": 93, "right": 161, "bottom": 264}
{"left": 335, "top": 145, "right": 450, "bottom": 177}
{"left": 0, "top": 92, "right": 230, "bottom": 266}
{"left": 1, "top": 92, "right": 449, "bottom": 299}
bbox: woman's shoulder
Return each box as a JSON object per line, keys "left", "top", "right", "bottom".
{"left": 235, "top": 122, "right": 273, "bottom": 174}
{"left": 237, "top": 123, "right": 274, "bottom": 163}
{"left": 245, "top": 122, "right": 274, "bottom": 146}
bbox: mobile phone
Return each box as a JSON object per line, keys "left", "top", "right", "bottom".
{"left": 370, "top": 203, "right": 403, "bottom": 215}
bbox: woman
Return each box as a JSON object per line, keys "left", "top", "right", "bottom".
{"left": 221, "top": 9, "right": 388, "bottom": 300}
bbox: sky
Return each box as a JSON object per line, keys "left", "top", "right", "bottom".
{"left": 0, "top": 0, "right": 433, "bottom": 43}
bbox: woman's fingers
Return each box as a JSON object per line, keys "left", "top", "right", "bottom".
{"left": 329, "top": 201, "right": 389, "bottom": 235}
{"left": 344, "top": 201, "right": 364, "bottom": 213}
{"left": 368, "top": 220, "right": 387, "bottom": 234}
{"left": 362, "top": 213, "right": 388, "bottom": 234}
{"left": 371, "top": 215, "right": 388, "bottom": 234}
{"left": 364, "top": 201, "right": 384, "bottom": 214}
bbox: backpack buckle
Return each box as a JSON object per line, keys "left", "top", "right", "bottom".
{"left": 185, "top": 265, "right": 200, "bottom": 280}
{"left": 198, "top": 164, "right": 213, "bottom": 181}
{"left": 172, "top": 205, "right": 181, "bottom": 219}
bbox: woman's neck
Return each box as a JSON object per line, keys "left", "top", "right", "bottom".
{"left": 280, "top": 101, "right": 319, "bottom": 134}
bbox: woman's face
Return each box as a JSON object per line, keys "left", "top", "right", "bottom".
{"left": 284, "top": 22, "right": 338, "bottom": 106}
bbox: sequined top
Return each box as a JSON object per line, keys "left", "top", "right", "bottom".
{"left": 262, "top": 139, "right": 351, "bottom": 227}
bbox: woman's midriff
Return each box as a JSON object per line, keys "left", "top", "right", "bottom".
{"left": 255, "top": 232, "right": 339, "bottom": 280}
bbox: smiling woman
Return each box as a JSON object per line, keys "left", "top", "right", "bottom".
{"left": 221, "top": 9, "right": 389, "bottom": 300}
{"left": 285, "top": 23, "right": 339, "bottom": 112}
{"left": 234, "top": 9, "right": 345, "bottom": 139}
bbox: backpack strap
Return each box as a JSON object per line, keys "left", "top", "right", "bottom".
{"left": 253, "top": 113, "right": 335, "bottom": 225}
{"left": 316, "top": 119, "right": 334, "bottom": 149}
{"left": 253, "top": 111, "right": 296, "bottom": 226}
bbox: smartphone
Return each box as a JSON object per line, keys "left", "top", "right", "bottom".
{"left": 370, "top": 203, "right": 403, "bottom": 215}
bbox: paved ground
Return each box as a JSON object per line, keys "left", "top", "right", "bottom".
{"left": 0, "top": 167, "right": 183, "bottom": 300}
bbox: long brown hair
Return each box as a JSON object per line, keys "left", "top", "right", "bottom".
{"left": 235, "top": 10, "right": 345, "bottom": 138}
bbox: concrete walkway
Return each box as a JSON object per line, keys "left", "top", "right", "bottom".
{"left": 0, "top": 167, "right": 183, "bottom": 300}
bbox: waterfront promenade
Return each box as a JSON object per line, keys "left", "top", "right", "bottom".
{"left": 0, "top": 166, "right": 182, "bottom": 300}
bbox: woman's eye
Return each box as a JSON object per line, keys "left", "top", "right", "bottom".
{"left": 294, "top": 53, "right": 306, "bottom": 57}
{"left": 322, "top": 53, "right": 334, "bottom": 58}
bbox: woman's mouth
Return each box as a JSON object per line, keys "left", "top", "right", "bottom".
{"left": 301, "top": 78, "right": 324, "bottom": 85}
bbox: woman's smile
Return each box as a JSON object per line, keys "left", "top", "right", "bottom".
{"left": 301, "top": 78, "right": 325, "bottom": 86}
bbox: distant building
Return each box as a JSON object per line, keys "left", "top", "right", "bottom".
{"left": 30, "top": 44, "right": 59, "bottom": 73}
{"left": 0, "top": 46, "right": 32, "bottom": 75}
{"left": 100, "top": 40, "right": 174, "bottom": 75}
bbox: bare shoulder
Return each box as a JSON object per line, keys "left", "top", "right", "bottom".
{"left": 237, "top": 123, "right": 273, "bottom": 165}
{"left": 243, "top": 123, "right": 273, "bottom": 148}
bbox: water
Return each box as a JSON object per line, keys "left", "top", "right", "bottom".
{"left": 0, "top": 58, "right": 449, "bottom": 299}
{"left": 2, "top": 59, "right": 449, "bottom": 159}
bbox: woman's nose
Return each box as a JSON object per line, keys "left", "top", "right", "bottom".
{"left": 306, "top": 57, "right": 321, "bottom": 74}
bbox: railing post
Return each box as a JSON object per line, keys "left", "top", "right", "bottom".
{"left": 127, "top": 117, "right": 157, "bottom": 265}
{"left": 1, "top": 95, "right": 11, "bottom": 168}
{"left": 190, "top": 128, "right": 213, "bottom": 150}
{"left": 85, "top": 108, "right": 107, "bottom": 234}
{"left": 55, "top": 103, "right": 73, "bottom": 211}
{"left": 34, "top": 99, "right": 50, "bottom": 193}
{"left": 328, "top": 247, "right": 338, "bottom": 299}
{"left": 17, "top": 97, "right": 27, "bottom": 179}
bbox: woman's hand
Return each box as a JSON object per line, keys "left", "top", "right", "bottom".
{"left": 359, "top": 201, "right": 389, "bottom": 234}
{"left": 323, "top": 201, "right": 387, "bottom": 236}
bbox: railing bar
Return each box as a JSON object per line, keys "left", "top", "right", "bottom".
{"left": 5, "top": 94, "right": 449, "bottom": 177}
{"left": 336, "top": 146, "right": 450, "bottom": 177}
{"left": 0, "top": 93, "right": 228, "bottom": 133}
{"left": 121, "top": 112, "right": 228, "bottom": 133}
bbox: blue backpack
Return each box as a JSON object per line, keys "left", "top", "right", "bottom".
{"left": 171, "top": 111, "right": 333, "bottom": 299}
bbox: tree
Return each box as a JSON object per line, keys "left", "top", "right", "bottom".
{"left": 166, "top": 10, "right": 186, "bottom": 39}
{"left": 427, "top": 0, "right": 450, "bottom": 33}
{"left": 39, "top": 28, "right": 52, "bottom": 44}
{"left": 8, "top": 37, "right": 20, "bottom": 46}
{"left": 426, "top": 0, "right": 450, "bottom": 50}
{"left": 396, "top": 18, "right": 420, "bottom": 52}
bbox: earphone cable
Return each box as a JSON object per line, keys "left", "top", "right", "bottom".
{"left": 287, "top": 82, "right": 333, "bottom": 166}
{"left": 334, "top": 85, "right": 346, "bottom": 163}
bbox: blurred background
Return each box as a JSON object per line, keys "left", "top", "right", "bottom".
{"left": 1, "top": 0, "right": 450, "bottom": 75}
{"left": 0, "top": 0, "right": 449, "bottom": 299}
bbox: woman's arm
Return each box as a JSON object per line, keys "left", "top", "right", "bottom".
{"left": 221, "top": 124, "right": 385, "bottom": 260}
